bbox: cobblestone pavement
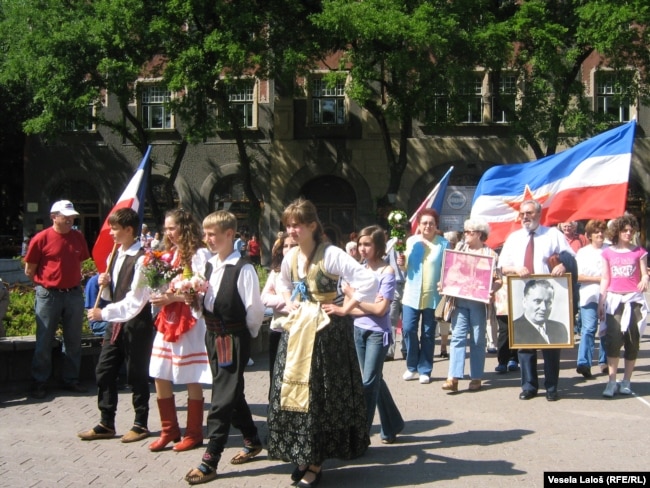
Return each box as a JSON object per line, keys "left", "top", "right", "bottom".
{"left": 2, "top": 334, "right": 649, "bottom": 487}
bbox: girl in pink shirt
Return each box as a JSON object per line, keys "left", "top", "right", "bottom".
{"left": 598, "top": 215, "right": 649, "bottom": 397}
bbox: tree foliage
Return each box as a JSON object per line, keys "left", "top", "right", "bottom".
{"left": 485, "top": 0, "right": 650, "bottom": 158}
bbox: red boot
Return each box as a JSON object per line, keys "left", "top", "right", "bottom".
{"left": 149, "top": 396, "right": 181, "bottom": 452}
{"left": 173, "top": 397, "right": 204, "bottom": 452}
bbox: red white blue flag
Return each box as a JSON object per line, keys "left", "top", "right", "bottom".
{"left": 471, "top": 121, "right": 636, "bottom": 248}
{"left": 92, "top": 146, "right": 152, "bottom": 272}
{"left": 409, "top": 166, "right": 454, "bottom": 234}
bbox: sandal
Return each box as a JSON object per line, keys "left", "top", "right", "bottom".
{"left": 441, "top": 378, "right": 458, "bottom": 392}
{"left": 185, "top": 463, "right": 217, "bottom": 485}
{"left": 229, "top": 441, "right": 263, "bottom": 465}
{"left": 468, "top": 380, "right": 482, "bottom": 391}
{"left": 297, "top": 467, "right": 322, "bottom": 488}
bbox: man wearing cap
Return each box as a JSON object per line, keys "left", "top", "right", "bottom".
{"left": 24, "top": 200, "right": 91, "bottom": 399}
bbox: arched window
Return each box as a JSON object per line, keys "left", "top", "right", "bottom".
{"left": 210, "top": 175, "right": 252, "bottom": 232}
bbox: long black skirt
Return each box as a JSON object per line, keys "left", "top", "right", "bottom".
{"left": 267, "top": 315, "right": 369, "bottom": 466}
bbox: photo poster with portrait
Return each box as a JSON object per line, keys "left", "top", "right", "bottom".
{"left": 507, "top": 274, "right": 575, "bottom": 349}
{"left": 440, "top": 249, "right": 495, "bottom": 304}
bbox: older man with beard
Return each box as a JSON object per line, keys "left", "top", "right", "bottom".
{"left": 499, "top": 200, "right": 574, "bottom": 402}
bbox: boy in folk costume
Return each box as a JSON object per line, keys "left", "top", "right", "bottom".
{"left": 79, "top": 208, "right": 154, "bottom": 442}
{"left": 185, "top": 211, "right": 265, "bottom": 485}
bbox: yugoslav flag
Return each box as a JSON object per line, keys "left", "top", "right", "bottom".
{"left": 92, "top": 146, "right": 152, "bottom": 272}
{"left": 471, "top": 121, "right": 636, "bottom": 248}
{"left": 409, "top": 166, "right": 454, "bottom": 234}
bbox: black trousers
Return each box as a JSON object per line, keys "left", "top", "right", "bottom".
{"left": 95, "top": 321, "right": 154, "bottom": 428}
{"left": 205, "top": 329, "right": 258, "bottom": 457}
{"left": 518, "top": 348, "right": 561, "bottom": 394}
{"left": 496, "top": 316, "right": 518, "bottom": 365}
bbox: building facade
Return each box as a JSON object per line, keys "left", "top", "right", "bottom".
{"left": 23, "top": 58, "right": 650, "bottom": 262}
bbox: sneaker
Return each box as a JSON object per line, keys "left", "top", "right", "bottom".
{"left": 618, "top": 380, "right": 632, "bottom": 395}
{"left": 602, "top": 381, "right": 618, "bottom": 398}
{"left": 487, "top": 347, "right": 497, "bottom": 354}
{"left": 419, "top": 375, "right": 431, "bottom": 384}
{"left": 494, "top": 364, "right": 507, "bottom": 373}
{"left": 507, "top": 360, "right": 520, "bottom": 372}
{"left": 403, "top": 370, "right": 418, "bottom": 381}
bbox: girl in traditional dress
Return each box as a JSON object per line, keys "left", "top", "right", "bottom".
{"left": 267, "top": 199, "right": 377, "bottom": 487}
{"left": 148, "top": 209, "right": 212, "bottom": 452}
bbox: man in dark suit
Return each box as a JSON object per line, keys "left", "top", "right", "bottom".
{"left": 513, "top": 280, "right": 569, "bottom": 345}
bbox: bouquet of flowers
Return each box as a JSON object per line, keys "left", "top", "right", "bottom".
{"left": 169, "top": 266, "right": 209, "bottom": 295}
{"left": 387, "top": 209, "right": 408, "bottom": 254}
{"left": 141, "top": 250, "right": 183, "bottom": 292}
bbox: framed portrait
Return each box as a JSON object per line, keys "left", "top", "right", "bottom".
{"left": 507, "top": 274, "right": 575, "bottom": 349}
{"left": 440, "top": 249, "right": 495, "bottom": 304}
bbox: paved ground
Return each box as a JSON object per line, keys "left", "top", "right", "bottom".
{"left": 1, "top": 333, "right": 650, "bottom": 488}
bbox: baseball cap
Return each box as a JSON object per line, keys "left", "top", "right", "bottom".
{"left": 50, "top": 200, "right": 80, "bottom": 217}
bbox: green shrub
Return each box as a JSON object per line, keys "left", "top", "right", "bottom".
{"left": 3, "top": 284, "right": 36, "bottom": 336}
{"left": 3, "top": 261, "right": 270, "bottom": 337}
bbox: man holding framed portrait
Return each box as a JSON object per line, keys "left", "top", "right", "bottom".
{"left": 499, "top": 199, "right": 574, "bottom": 402}
{"left": 510, "top": 278, "right": 572, "bottom": 346}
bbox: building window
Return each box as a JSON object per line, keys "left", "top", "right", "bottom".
{"left": 595, "top": 72, "right": 632, "bottom": 123}
{"left": 311, "top": 77, "right": 346, "bottom": 125}
{"left": 211, "top": 176, "right": 251, "bottom": 230}
{"left": 460, "top": 75, "right": 483, "bottom": 123}
{"left": 492, "top": 73, "right": 517, "bottom": 123}
{"left": 430, "top": 92, "right": 450, "bottom": 124}
{"left": 65, "top": 104, "right": 95, "bottom": 131}
{"left": 141, "top": 85, "right": 173, "bottom": 129}
{"left": 228, "top": 82, "right": 256, "bottom": 128}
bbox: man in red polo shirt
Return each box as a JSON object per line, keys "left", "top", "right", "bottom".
{"left": 25, "top": 200, "right": 90, "bottom": 399}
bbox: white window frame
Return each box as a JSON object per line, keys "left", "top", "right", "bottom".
{"left": 492, "top": 73, "right": 517, "bottom": 124}
{"left": 141, "top": 85, "right": 174, "bottom": 130}
{"left": 595, "top": 72, "right": 632, "bottom": 123}
{"left": 310, "top": 76, "right": 346, "bottom": 125}
{"left": 228, "top": 81, "right": 257, "bottom": 129}
{"left": 65, "top": 104, "right": 96, "bottom": 132}
{"left": 460, "top": 75, "right": 483, "bottom": 124}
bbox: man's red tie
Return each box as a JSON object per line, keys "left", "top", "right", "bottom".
{"left": 524, "top": 231, "right": 534, "bottom": 272}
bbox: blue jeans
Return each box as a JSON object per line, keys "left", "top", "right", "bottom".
{"left": 577, "top": 302, "right": 607, "bottom": 368}
{"left": 32, "top": 286, "right": 84, "bottom": 384}
{"left": 354, "top": 327, "right": 404, "bottom": 440}
{"left": 387, "top": 281, "right": 404, "bottom": 358}
{"left": 402, "top": 305, "right": 436, "bottom": 376}
{"left": 448, "top": 298, "right": 487, "bottom": 380}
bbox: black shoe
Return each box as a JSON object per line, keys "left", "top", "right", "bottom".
{"left": 576, "top": 365, "right": 594, "bottom": 379}
{"left": 546, "top": 391, "right": 559, "bottom": 402}
{"left": 519, "top": 390, "right": 537, "bottom": 400}
{"left": 61, "top": 382, "right": 88, "bottom": 394}
{"left": 291, "top": 465, "right": 309, "bottom": 482}
{"left": 297, "top": 468, "right": 322, "bottom": 488}
{"left": 384, "top": 355, "right": 394, "bottom": 362}
{"left": 438, "top": 351, "right": 449, "bottom": 358}
{"left": 30, "top": 382, "right": 47, "bottom": 399}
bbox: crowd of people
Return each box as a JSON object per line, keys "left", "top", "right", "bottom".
{"left": 21, "top": 196, "right": 649, "bottom": 486}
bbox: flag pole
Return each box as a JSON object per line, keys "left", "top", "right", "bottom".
{"left": 93, "top": 242, "right": 118, "bottom": 309}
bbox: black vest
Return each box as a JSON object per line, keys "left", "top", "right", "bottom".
{"left": 203, "top": 258, "right": 248, "bottom": 331}
{"left": 109, "top": 249, "right": 152, "bottom": 325}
